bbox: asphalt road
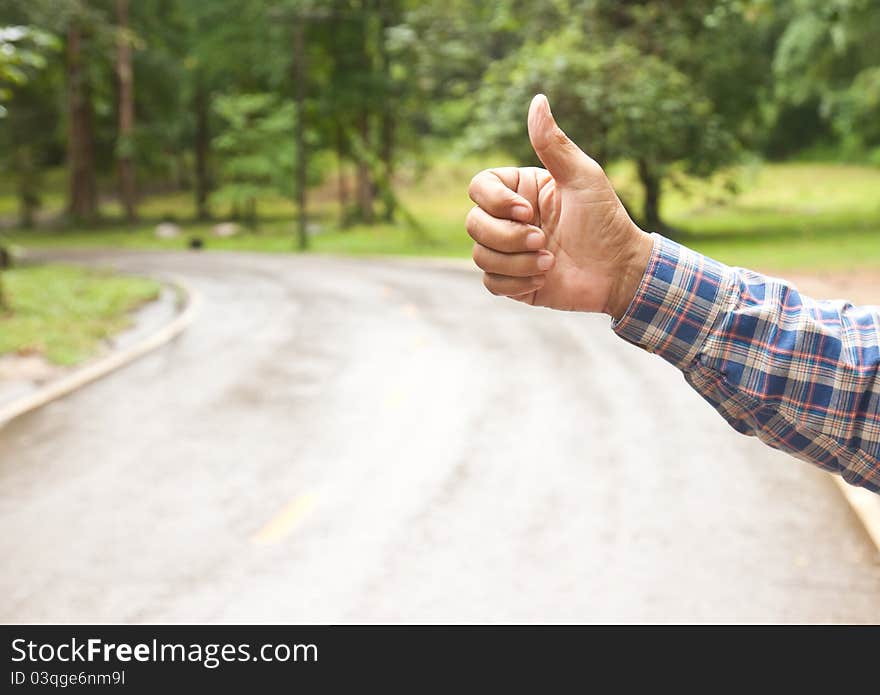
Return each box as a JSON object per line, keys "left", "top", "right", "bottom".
{"left": 2, "top": 249, "right": 879, "bottom": 623}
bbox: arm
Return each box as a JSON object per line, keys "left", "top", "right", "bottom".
{"left": 466, "top": 95, "right": 880, "bottom": 493}
{"left": 613, "top": 234, "right": 880, "bottom": 493}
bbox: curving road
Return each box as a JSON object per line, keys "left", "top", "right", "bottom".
{"left": 2, "top": 249, "right": 879, "bottom": 623}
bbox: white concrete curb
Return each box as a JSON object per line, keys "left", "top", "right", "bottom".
{"left": 4, "top": 251, "right": 878, "bottom": 558}
{"left": 833, "top": 478, "right": 880, "bottom": 556}
{"left": 375, "top": 255, "right": 880, "bottom": 554}
{"left": 379, "top": 256, "right": 880, "bottom": 556}
{"left": 0, "top": 279, "right": 200, "bottom": 428}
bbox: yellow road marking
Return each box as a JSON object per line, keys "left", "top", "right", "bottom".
{"left": 252, "top": 493, "right": 317, "bottom": 546}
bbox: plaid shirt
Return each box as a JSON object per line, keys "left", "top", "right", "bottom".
{"left": 613, "top": 233, "right": 880, "bottom": 494}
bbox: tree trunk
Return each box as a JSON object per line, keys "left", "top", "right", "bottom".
{"left": 193, "top": 80, "right": 211, "bottom": 220}
{"left": 356, "top": 108, "right": 374, "bottom": 223}
{"left": 637, "top": 158, "right": 664, "bottom": 232}
{"left": 378, "top": 1, "right": 395, "bottom": 222}
{"left": 14, "top": 146, "right": 40, "bottom": 228}
{"left": 328, "top": 5, "right": 349, "bottom": 229}
{"left": 247, "top": 198, "right": 258, "bottom": 231}
{"left": 175, "top": 152, "right": 188, "bottom": 190}
{"left": 336, "top": 124, "right": 350, "bottom": 227}
{"left": 292, "top": 19, "right": 308, "bottom": 250}
{"left": 66, "top": 23, "right": 99, "bottom": 222}
{"left": 0, "top": 245, "right": 10, "bottom": 310}
{"left": 115, "top": 0, "right": 136, "bottom": 223}
{"left": 355, "top": 6, "right": 374, "bottom": 224}
{"left": 380, "top": 112, "right": 394, "bottom": 222}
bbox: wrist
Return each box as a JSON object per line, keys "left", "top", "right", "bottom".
{"left": 604, "top": 227, "right": 653, "bottom": 321}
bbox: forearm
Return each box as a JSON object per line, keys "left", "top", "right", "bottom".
{"left": 613, "top": 234, "right": 880, "bottom": 493}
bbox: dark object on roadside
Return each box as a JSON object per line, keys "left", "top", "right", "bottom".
{"left": 0, "top": 247, "right": 11, "bottom": 269}
{"left": 188, "top": 237, "right": 204, "bottom": 250}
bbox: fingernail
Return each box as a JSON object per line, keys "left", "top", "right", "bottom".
{"left": 537, "top": 253, "right": 554, "bottom": 271}
{"left": 513, "top": 204, "right": 532, "bottom": 221}
{"left": 526, "top": 231, "right": 544, "bottom": 249}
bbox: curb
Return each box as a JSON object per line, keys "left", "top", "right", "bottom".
{"left": 382, "top": 257, "right": 880, "bottom": 556}
{"left": 833, "top": 478, "right": 880, "bottom": 556}
{"left": 0, "top": 278, "right": 201, "bottom": 428}
{"left": 375, "top": 256, "right": 880, "bottom": 555}
{"left": 782, "top": 273, "right": 880, "bottom": 557}
{"left": 4, "top": 250, "right": 878, "bottom": 558}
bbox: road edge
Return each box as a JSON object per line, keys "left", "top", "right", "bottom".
{"left": 833, "top": 477, "right": 880, "bottom": 555}
{"left": 6, "top": 249, "right": 879, "bottom": 557}
{"left": 382, "top": 255, "right": 880, "bottom": 556}
{"left": 0, "top": 278, "right": 200, "bottom": 428}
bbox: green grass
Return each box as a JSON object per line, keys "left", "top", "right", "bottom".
{"left": 3, "top": 159, "right": 880, "bottom": 275}
{"left": 0, "top": 265, "right": 160, "bottom": 365}
{"left": 607, "top": 160, "right": 880, "bottom": 273}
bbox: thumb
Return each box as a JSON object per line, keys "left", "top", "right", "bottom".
{"left": 527, "top": 94, "right": 595, "bottom": 184}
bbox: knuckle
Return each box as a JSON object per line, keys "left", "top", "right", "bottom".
{"left": 499, "top": 220, "right": 520, "bottom": 250}
{"left": 482, "top": 274, "right": 500, "bottom": 296}
{"left": 468, "top": 170, "right": 488, "bottom": 199}
{"left": 502, "top": 191, "right": 519, "bottom": 209}
{"left": 464, "top": 207, "right": 481, "bottom": 238}
{"left": 471, "top": 242, "right": 484, "bottom": 266}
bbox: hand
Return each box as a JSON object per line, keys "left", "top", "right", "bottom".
{"left": 466, "top": 94, "right": 654, "bottom": 319}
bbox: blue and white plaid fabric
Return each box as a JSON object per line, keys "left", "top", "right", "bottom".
{"left": 613, "top": 233, "right": 880, "bottom": 493}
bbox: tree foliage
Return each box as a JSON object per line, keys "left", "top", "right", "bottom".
{"left": 467, "top": 1, "right": 776, "bottom": 231}
{"left": 774, "top": 0, "right": 880, "bottom": 158}
{"left": 0, "top": 0, "right": 877, "bottom": 235}
{"left": 210, "top": 93, "right": 298, "bottom": 225}
{"left": 0, "top": 25, "right": 60, "bottom": 118}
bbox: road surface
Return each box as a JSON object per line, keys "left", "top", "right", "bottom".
{"left": 2, "top": 249, "right": 879, "bottom": 623}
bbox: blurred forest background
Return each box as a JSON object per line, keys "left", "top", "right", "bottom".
{"left": 1, "top": 0, "right": 880, "bottom": 268}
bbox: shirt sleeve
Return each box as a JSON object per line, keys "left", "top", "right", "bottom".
{"left": 612, "top": 233, "right": 880, "bottom": 494}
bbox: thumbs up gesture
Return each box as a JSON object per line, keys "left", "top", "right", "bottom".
{"left": 466, "top": 95, "right": 653, "bottom": 319}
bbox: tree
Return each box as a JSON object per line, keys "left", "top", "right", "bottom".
{"left": 465, "top": 0, "right": 775, "bottom": 232}
{"left": 0, "top": 24, "right": 61, "bottom": 228}
{"left": 5, "top": 0, "right": 125, "bottom": 225}
{"left": 65, "top": 16, "right": 99, "bottom": 222}
{"left": 0, "top": 23, "right": 60, "bottom": 308}
{"left": 354, "top": 3, "right": 375, "bottom": 224}
{"left": 774, "top": 0, "right": 880, "bottom": 161}
{"left": 0, "top": 25, "right": 59, "bottom": 117}
{"left": 114, "top": 0, "right": 136, "bottom": 222}
{"left": 210, "top": 93, "right": 299, "bottom": 228}
{"left": 173, "top": 0, "right": 288, "bottom": 219}
{"left": 471, "top": 31, "right": 736, "bottom": 232}
{"left": 318, "top": 0, "right": 409, "bottom": 226}
{"left": 292, "top": 17, "right": 308, "bottom": 249}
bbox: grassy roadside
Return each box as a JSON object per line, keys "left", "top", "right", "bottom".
{"left": 3, "top": 159, "right": 880, "bottom": 275}
{"left": 0, "top": 265, "right": 160, "bottom": 366}
{"left": 1, "top": 159, "right": 876, "bottom": 369}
